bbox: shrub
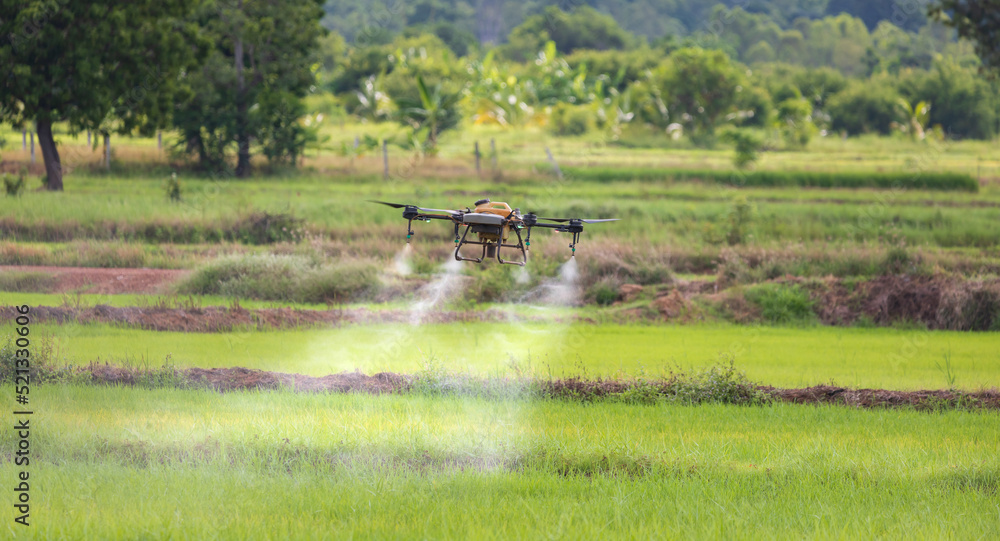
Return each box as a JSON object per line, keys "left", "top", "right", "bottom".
{"left": 726, "top": 196, "right": 754, "bottom": 246}
{"left": 668, "top": 360, "right": 771, "bottom": 405}
{"left": 548, "top": 103, "right": 594, "bottom": 136}
{"left": 743, "top": 283, "right": 816, "bottom": 325}
{"left": 466, "top": 264, "right": 517, "bottom": 303}
{"left": 3, "top": 172, "right": 25, "bottom": 197}
{"left": 719, "top": 128, "right": 764, "bottom": 169}
{"left": 880, "top": 247, "right": 924, "bottom": 275}
{"left": 297, "top": 261, "right": 381, "bottom": 304}
{"left": 0, "top": 335, "right": 55, "bottom": 384}
{"left": 588, "top": 276, "right": 621, "bottom": 306}
{"left": 165, "top": 173, "right": 181, "bottom": 202}
{"left": 233, "top": 211, "right": 304, "bottom": 245}
{"left": 827, "top": 79, "right": 902, "bottom": 135}
{"left": 177, "top": 254, "right": 380, "bottom": 303}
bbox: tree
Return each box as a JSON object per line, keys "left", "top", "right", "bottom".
{"left": 657, "top": 47, "right": 745, "bottom": 143}
{"left": 173, "top": 0, "right": 325, "bottom": 176}
{"left": 0, "top": 0, "right": 204, "bottom": 190}
{"left": 501, "top": 6, "right": 635, "bottom": 62}
{"left": 929, "top": 0, "right": 1000, "bottom": 75}
{"left": 826, "top": 79, "right": 903, "bottom": 135}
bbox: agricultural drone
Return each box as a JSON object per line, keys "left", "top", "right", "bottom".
{"left": 371, "top": 199, "right": 618, "bottom": 266}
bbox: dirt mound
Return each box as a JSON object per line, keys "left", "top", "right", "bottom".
{"left": 861, "top": 275, "right": 945, "bottom": 326}
{"left": 767, "top": 385, "right": 1000, "bottom": 409}
{"left": 1, "top": 265, "right": 187, "bottom": 294}
{"left": 70, "top": 363, "right": 1000, "bottom": 410}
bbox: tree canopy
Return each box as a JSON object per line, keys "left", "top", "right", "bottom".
{"left": 0, "top": 0, "right": 205, "bottom": 189}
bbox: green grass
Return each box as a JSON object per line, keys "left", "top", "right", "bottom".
{"left": 557, "top": 166, "right": 981, "bottom": 191}
{"left": 19, "top": 321, "right": 1000, "bottom": 390}
{"left": 3, "top": 170, "right": 1000, "bottom": 250}
{"left": 2, "top": 384, "right": 997, "bottom": 539}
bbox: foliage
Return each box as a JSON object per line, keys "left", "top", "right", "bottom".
{"left": 774, "top": 97, "right": 816, "bottom": 148}
{"left": 826, "top": 79, "right": 903, "bottom": 135}
{"left": 726, "top": 195, "right": 755, "bottom": 246}
{"left": 895, "top": 98, "right": 932, "bottom": 140}
{"left": 548, "top": 103, "right": 595, "bottom": 136}
{"left": 656, "top": 48, "right": 746, "bottom": 143}
{"left": 164, "top": 173, "right": 181, "bottom": 202}
{"left": 177, "top": 253, "right": 380, "bottom": 303}
{"left": 896, "top": 59, "right": 999, "bottom": 139}
{"left": 929, "top": 0, "right": 1000, "bottom": 74}
{"left": 3, "top": 171, "right": 25, "bottom": 197}
{"left": 743, "top": 283, "right": 817, "bottom": 325}
{"left": 557, "top": 166, "right": 979, "bottom": 191}
{"left": 0, "top": 0, "right": 205, "bottom": 189}
{"left": 172, "top": 0, "right": 325, "bottom": 175}
{"left": 719, "top": 128, "right": 764, "bottom": 169}
{"left": 500, "top": 6, "right": 634, "bottom": 62}
{"left": 394, "top": 75, "right": 464, "bottom": 150}
{"left": 234, "top": 212, "right": 304, "bottom": 245}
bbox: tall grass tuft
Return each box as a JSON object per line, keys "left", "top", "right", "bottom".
{"left": 177, "top": 253, "right": 381, "bottom": 303}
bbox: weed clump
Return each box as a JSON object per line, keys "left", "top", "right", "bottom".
{"left": 177, "top": 253, "right": 381, "bottom": 303}
{"left": 234, "top": 211, "right": 304, "bottom": 245}
{"left": 743, "top": 283, "right": 816, "bottom": 325}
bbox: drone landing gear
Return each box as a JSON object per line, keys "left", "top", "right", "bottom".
{"left": 454, "top": 226, "right": 527, "bottom": 266}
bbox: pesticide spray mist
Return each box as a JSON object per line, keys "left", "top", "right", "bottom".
{"left": 393, "top": 244, "right": 413, "bottom": 276}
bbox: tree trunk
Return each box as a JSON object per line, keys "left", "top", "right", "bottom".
{"left": 234, "top": 0, "right": 251, "bottom": 178}
{"left": 36, "top": 119, "right": 63, "bottom": 191}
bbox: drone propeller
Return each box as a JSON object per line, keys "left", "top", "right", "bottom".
{"left": 368, "top": 200, "right": 462, "bottom": 215}
{"left": 369, "top": 200, "right": 409, "bottom": 208}
{"left": 538, "top": 217, "right": 620, "bottom": 224}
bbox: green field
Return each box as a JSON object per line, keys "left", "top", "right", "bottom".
{"left": 5, "top": 321, "right": 994, "bottom": 390}
{"left": 5, "top": 124, "right": 1000, "bottom": 540}
{"left": 2, "top": 385, "right": 997, "bottom": 539}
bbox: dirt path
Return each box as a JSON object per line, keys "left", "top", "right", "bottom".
{"left": 2, "top": 265, "right": 189, "bottom": 294}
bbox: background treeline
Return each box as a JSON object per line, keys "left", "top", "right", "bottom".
{"left": 3, "top": 0, "right": 999, "bottom": 190}
{"left": 318, "top": 1, "right": 998, "bottom": 148}
{"left": 321, "top": 0, "right": 936, "bottom": 48}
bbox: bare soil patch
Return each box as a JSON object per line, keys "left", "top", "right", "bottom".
{"left": 1, "top": 265, "right": 187, "bottom": 294}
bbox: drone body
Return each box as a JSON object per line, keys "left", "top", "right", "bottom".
{"left": 372, "top": 199, "right": 618, "bottom": 266}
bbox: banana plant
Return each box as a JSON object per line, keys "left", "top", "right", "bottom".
{"left": 395, "top": 75, "right": 463, "bottom": 151}
{"left": 896, "top": 98, "right": 932, "bottom": 141}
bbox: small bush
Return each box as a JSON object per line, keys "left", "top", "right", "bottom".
{"left": 669, "top": 360, "right": 771, "bottom": 405}
{"left": 297, "top": 261, "right": 381, "bottom": 304}
{"left": 743, "top": 283, "right": 816, "bottom": 325}
{"left": 165, "top": 173, "right": 181, "bottom": 202}
{"left": 548, "top": 103, "right": 594, "bottom": 136}
{"left": 0, "top": 335, "right": 55, "bottom": 384}
{"left": 588, "top": 276, "right": 621, "bottom": 306}
{"left": 233, "top": 211, "right": 304, "bottom": 245}
{"left": 465, "top": 265, "right": 517, "bottom": 303}
{"left": 719, "top": 127, "right": 764, "bottom": 169}
{"left": 880, "top": 247, "right": 923, "bottom": 275}
{"left": 177, "top": 254, "right": 380, "bottom": 303}
{"left": 3, "top": 172, "right": 26, "bottom": 197}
